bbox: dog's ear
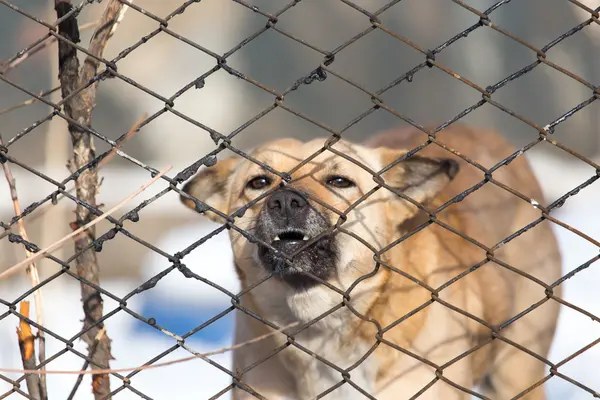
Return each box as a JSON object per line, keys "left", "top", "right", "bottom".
{"left": 377, "top": 148, "right": 459, "bottom": 206}
{"left": 180, "top": 157, "right": 240, "bottom": 222}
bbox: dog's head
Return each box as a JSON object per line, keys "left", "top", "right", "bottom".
{"left": 180, "top": 138, "right": 458, "bottom": 290}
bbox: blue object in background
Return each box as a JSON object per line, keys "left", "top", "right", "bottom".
{"left": 136, "top": 223, "right": 240, "bottom": 346}
{"left": 135, "top": 298, "right": 235, "bottom": 345}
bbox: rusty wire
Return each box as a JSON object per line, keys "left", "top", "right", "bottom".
{"left": 1, "top": 0, "right": 600, "bottom": 399}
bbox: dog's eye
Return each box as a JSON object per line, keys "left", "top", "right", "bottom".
{"left": 326, "top": 176, "right": 356, "bottom": 189}
{"left": 246, "top": 176, "right": 272, "bottom": 190}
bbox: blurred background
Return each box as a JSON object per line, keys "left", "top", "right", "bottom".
{"left": 1, "top": 0, "right": 599, "bottom": 398}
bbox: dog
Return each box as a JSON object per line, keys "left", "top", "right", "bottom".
{"left": 180, "top": 124, "right": 561, "bottom": 400}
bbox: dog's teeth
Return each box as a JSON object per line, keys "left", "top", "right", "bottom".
{"left": 303, "top": 235, "right": 309, "bottom": 241}
{"left": 274, "top": 236, "right": 280, "bottom": 241}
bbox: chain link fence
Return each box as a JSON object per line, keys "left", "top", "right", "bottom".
{"left": 1, "top": 0, "right": 599, "bottom": 399}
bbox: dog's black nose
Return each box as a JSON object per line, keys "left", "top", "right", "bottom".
{"left": 267, "top": 189, "right": 308, "bottom": 220}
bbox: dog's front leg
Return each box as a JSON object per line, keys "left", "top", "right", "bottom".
{"left": 287, "top": 355, "right": 375, "bottom": 400}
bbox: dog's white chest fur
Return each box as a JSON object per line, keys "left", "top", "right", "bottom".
{"left": 238, "top": 283, "right": 381, "bottom": 399}
{"left": 282, "top": 288, "right": 380, "bottom": 399}
{"left": 286, "top": 327, "right": 378, "bottom": 399}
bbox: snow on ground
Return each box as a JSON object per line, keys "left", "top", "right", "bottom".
{"left": 528, "top": 151, "right": 600, "bottom": 400}
{"left": 1, "top": 151, "right": 600, "bottom": 399}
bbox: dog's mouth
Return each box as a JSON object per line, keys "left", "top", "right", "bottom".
{"left": 256, "top": 226, "right": 337, "bottom": 286}
{"left": 267, "top": 228, "right": 319, "bottom": 260}
{"left": 272, "top": 230, "right": 310, "bottom": 244}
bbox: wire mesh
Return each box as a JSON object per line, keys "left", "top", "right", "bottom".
{"left": 1, "top": 0, "right": 599, "bottom": 399}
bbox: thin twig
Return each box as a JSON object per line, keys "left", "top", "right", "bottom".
{"left": 0, "top": 133, "right": 47, "bottom": 400}
{"left": 55, "top": 1, "right": 130, "bottom": 397}
{"left": 98, "top": 113, "right": 147, "bottom": 168}
{"left": 0, "top": 322, "right": 298, "bottom": 376}
{"left": 0, "top": 22, "right": 98, "bottom": 75}
{"left": 15, "top": 301, "right": 45, "bottom": 400}
{"left": 0, "top": 165, "right": 171, "bottom": 281}
{"left": 0, "top": 229, "right": 11, "bottom": 241}
{"left": 0, "top": 87, "right": 61, "bottom": 116}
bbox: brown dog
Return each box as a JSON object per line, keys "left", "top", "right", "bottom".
{"left": 180, "top": 124, "right": 561, "bottom": 399}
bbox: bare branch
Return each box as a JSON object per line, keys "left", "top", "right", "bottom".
{"left": 15, "top": 302, "right": 45, "bottom": 400}
{"left": 54, "top": 1, "right": 130, "bottom": 397}
{"left": 0, "top": 134, "right": 47, "bottom": 400}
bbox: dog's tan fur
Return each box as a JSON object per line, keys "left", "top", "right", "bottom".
{"left": 181, "top": 125, "right": 561, "bottom": 400}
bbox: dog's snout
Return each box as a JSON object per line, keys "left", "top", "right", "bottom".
{"left": 267, "top": 189, "right": 308, "bottom": 219}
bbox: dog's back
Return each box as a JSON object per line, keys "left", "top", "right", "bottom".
{"left": 366, "top": 124, "right": 544, "bottom": 244}
{"left": 367, "top": 125, "right": 562, "bottom": 399}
